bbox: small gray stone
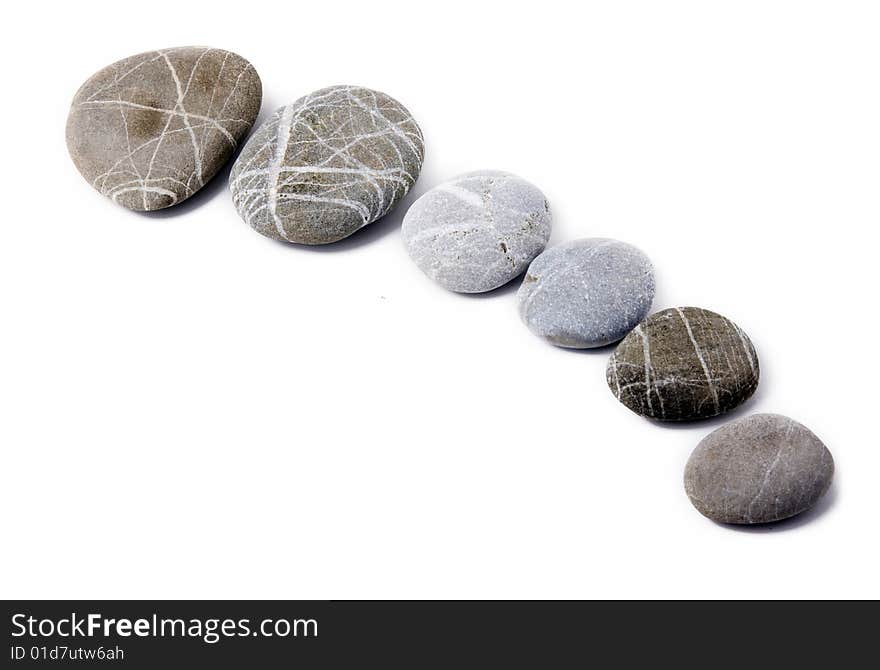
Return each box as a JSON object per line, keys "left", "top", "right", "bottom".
{"left": 66, "top": 47, "right": 262, "bottom": 211}
{"left": 684, "top": 413, "right": 834, "bottom": 524}
{"left": 230, "top": 85, "right": 424, "bottom": 245}
{"left": 401, "top": 171, "right": 552, "bottom": 293}
{"left": 517, "top": 238, "right": 655, "bottom": 348}
{"left": 606, "top": 307, "right": 760, "bottom": 421}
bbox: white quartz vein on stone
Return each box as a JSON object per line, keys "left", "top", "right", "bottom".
{"left": 676, "top": 307, "right": 721, "bottom": 415}
{"left": 634, "top": 325, "right": 655, "bottom": 415}
{"left": 266, "top": 103, "right": 296, "bottom": 241}
{"left": 745, "top": 436, "right": 787, "bottom": 523}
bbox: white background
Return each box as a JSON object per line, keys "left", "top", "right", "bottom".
{"left": 2, "top": 1, "right": 878, "bottom": 599}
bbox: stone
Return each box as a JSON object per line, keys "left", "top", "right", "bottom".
{"left": 684, "top": 413, "right": 834, "bottom": 524}
{"left": 517, "top": 238, "right": 655, "bottom": 348}
{"left": 401, "top": 171, "right": 552, "bottom": 293}
{"left": 66, "top": 47, "right": 262, "bottom": 211}
{"left": 230, "top": 85, "right": 424, "bottom": 245}
{"left": 606, "top": 306, "right": 759, "bottom": 421}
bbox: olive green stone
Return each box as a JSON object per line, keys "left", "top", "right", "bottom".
{"left": 66, "top": 46, "right": 262, "bottom": 211}
{"left": 606, "top": 306, "right": 759, "bottom": 421}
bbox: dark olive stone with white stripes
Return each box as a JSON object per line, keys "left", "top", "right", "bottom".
{"left": 685, "top": 413, "right": 834, "bottom": 524}
{"left": 605, "top": 307, "right": 759, "bottom": 421}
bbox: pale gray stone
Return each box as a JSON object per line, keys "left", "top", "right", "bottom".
{"left": 401, "top": 171, "right": 552, "bottom": 293}
{"left": 230, "top": 85, "right": 424, "bottom": 245}
{"left": 684, "top": 413, "right": 834, "bottom": 524}
{"left": 517, "top": 238, "right": 654, "bottom": 348}
{"left": 66, "top": 47, "right": 262, "bottom": 211}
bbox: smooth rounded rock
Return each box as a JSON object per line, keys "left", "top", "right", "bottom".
{"left": 517, "top": 238, "right": 654, "bottom": 348}
{"left": 606, "top": 307, "right": 759, "bottom": 421}
{"left": 230, "top": 85, "right": 424, "bottom": 245}
{"left": 66, "top": 47, "right": 262, "bottom": 211}
{"left": 401, "top": 171, "right": 551, "bottom": 293}
{"left": 685, "top": 413, "right": 834, "bottom": 524}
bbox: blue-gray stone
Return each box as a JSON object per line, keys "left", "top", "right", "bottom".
{"left": 517, "top": 238, "right": 655, "bottom": 348}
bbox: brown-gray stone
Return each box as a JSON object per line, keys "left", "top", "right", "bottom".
{"left": 606, "top": 306, "right": 759, "bottom": 421}
{"left": 684, "top": 413, "right": 834, "bottom": 524}
{"left": 66, "top": 47, "right": 262, "bottom": 211}
{"left": 229, "top": 85, "right": 425, "bottom": 245}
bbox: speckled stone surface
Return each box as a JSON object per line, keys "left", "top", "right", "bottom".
{"left": 685, "top": 413, "right": 834, "bottom": 524}
{"left": 517, "top": 238, "right": 654, "bottom": 348}
{"left": 401, "top": 171, "right": 551, "bottom": 293}
{"left": 606, "top": 307, "right": 759, "bottom": 421}
{"left": 230, "top": 85, "right": 424, "bottom": 245}
{"left": 66, "top": 47, "right": 262, "bottom": 211}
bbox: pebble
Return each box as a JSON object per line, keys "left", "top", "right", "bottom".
{"left": 66, "top": 47, "right": 262, "bottom": 211}
{"left": 401, "top": 171, "right": 552, "bottom": 292}
{"left": 517, "top": 238, "right": 654, "bottom": 348}
{"left": 230, "top": 85, "right": 424, "bottom": 245}
{"left": 684, "top": 413, "right": 834, "bottom": 524}
{"left": 606, "top": 306, "right": 759, "bottom": 421}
